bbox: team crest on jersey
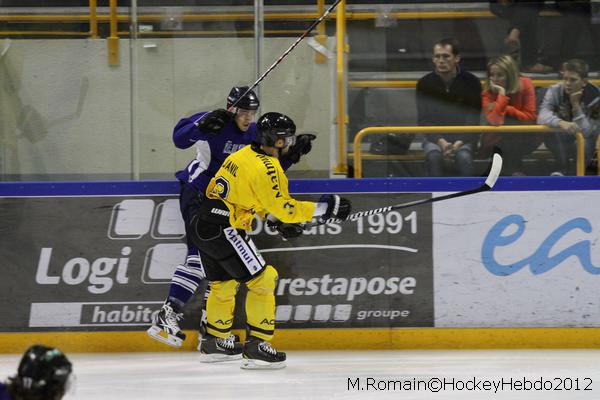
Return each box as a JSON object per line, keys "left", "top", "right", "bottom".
{"left": 223, "top": 141, "right": 246, "bottom": 154}
{"left": 283, "top": 201, "right": 294, "bottom": 215}
{"left": 213, "top": 176, "right": 230, "bottom": 199}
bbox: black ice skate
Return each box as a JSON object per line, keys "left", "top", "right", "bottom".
{"left": 241, "top": 336, "right": 286, "bottom": 370}
{"left": 196, "top": 332, "right": 241, "bottom": 351}
{"left": 199, "top": 334, "right": 243, "bottom": 363}
{"left": 146, "top": 302, "right": 186, "bottom": 348}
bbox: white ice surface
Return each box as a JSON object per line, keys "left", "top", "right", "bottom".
{"left": 0, "top": 349, "right": 599, "bottom": 399}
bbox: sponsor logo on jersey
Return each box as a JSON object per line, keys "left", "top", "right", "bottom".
{"left": 256, "top": 154, "right": 282, "bottom": 198}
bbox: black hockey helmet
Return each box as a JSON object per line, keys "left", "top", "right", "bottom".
{"left": 227, "top": 86, "right": 260, "bottom": 110}
{"left": 256, "top": 112, "right": 296, "bottom": 147}
{"left": 13, "top": 345, "right": 73, "bottom": 398}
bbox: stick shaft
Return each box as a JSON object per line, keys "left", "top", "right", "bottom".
{"left": 231, "top": 0, "right": 342, "bottom": 108}
{"left": 304, "top": 154, "right": 503, "bottom": 229}
{"left": 304, "top": 185, "right": 489, "bottom": 229}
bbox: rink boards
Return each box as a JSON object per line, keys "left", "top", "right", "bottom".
{"left": 1, "top": 177, "right": 599, "bottom": 352}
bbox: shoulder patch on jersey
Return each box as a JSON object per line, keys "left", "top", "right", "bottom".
{"left": 283, "top": 201, "right": 295, "bottom": 215}
{"left": 212, "top": 176, "right": 230, "bottom": 199}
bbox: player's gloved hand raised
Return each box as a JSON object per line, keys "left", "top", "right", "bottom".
{"left": 266, "top": 219, "right": 304, "bottom": 239}
{"left": 318, "top": 194, "right": 352, "bottom": 223}
{"left": 286, "top": 133, "right": 316, "bottom": 164}
{"left": 197, "top": 109, "right": 233, "bottom": 134}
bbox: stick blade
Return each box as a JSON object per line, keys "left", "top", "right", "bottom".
{"left": 484, "top": 153, "right": 503, "bottom": 189}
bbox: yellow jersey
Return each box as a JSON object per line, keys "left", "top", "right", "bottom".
{"left": 206, "top": 144, "right": 316, "bottom": 230}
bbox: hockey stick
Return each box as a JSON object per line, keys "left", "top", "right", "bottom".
{"left": 304, "top": 153, "right": 503, "bottom": 229}
{"left": 231, "top": 0, "right": 343, "bottom": 108}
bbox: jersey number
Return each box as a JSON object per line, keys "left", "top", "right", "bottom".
{"left": 214, "top": 176, "right": 230, "bottom": 199}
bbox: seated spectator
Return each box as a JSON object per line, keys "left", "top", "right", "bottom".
{"left": 416, "top": 38, "right": 482, "bottom": 177}
{"left": 489, "top": 0, "right": 553, "bottom": 73}
{"left": 480, "top": 55, "right": 540, "bottom": 175}
{"left": 538, "top": 58, "right": 600, "bottom": 175}
{"left": 0, "top": 344, "right": 73, "bottom": 400}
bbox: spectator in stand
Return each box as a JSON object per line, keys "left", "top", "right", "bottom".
{"left": 538, "top": 58, "right": 600, "bottom": 175}
{"left": 489, "top": 0, "right": 553, "bottom": 74}
{"left": 416, "top": 37, "right": 482, "bottom": 177}
{"left": 480, "top": 55, "right": 540, "bottom": 176}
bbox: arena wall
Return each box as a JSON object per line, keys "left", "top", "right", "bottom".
{"left": 1, "top": 177, "right": 599, "bottom": 353}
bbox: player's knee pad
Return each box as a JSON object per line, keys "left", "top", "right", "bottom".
{"left": 210, "top": 280, "right": 239, "bottom": 302}
{"left": 246, "top": 265, "right": 278, "bottom": 296}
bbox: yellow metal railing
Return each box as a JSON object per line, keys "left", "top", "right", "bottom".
{"left": 107, "top": 0, "right": 119, "bottom": 65}
{"left": 0, "top": 9, "right": 562, "bottom": 26}
{"left": 89, "top": 0, "right": 98, "bottom": 38}
{"left": 0, "top": 4, "right": 329, "bottom": 38}
{"left": 314, "top": 0, "right": 327, "bottom": 64}
{"left": 352, "top": 126, "right": 586, "bottom": 178}
{"left": 334, "top": 0, "right": 347, "bottom": 175}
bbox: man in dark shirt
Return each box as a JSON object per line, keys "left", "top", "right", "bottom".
{"left": 416, "top": 37, "right": 482, "bottom": 176}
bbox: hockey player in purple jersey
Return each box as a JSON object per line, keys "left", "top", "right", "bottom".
{"left": 0, "top": 345, "right": 73, "bottom": 400}
{"left": 147, "top": 86, "right": 315, "bottom": 361}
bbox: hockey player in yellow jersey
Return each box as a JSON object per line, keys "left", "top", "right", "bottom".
{"left": 189, "top": 112, "right": 351, "bottom": 369}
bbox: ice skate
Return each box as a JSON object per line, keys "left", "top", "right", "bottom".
{"left": 146, "top": 302, "right": 186, "bottom": 348}
{"left": 241, "top": 336, "right": 286, "bottom": 370}
{"left": 197, "top": 332, "right": 241, "bottom": 351}
{"left": 199, "top": 334, "right": 243, "bottom": 363}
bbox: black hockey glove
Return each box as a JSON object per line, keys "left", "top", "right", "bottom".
{"left": 196, "top": 109, "right": 233, "bottom": 134}
{"left": 266, "top": 219, "right": 304, "bottom": 239}
{"left": 318, "top": 194, "right": 352, "bottom": 223}
{"left": 286, "top": 133, "right": 316, "bottom": 164}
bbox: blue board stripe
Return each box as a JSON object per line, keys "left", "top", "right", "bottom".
{"left": 1, "top": 177, "right": 599, "bottom": 197}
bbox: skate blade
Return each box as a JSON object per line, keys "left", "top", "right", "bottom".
{"left": 146, "top": 326, "right": 183, "bottom": 348}
{"left": 240, "top": 358, "right": 286, "bottom": 370}
{"left": 199, "top": 353, "right": 243, "bottom": 363}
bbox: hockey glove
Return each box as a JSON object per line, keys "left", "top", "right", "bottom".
{"left": 318, "top": 194, "right": 352, "bottom": 223}
{"left": 286, "top": 133, "right": 316, "bottom": 163}
{"left": 197, "top": 109, "right": 233, "bottom": 134}
{"left": 266, "top": 220, "right": 304, "bottom": 239}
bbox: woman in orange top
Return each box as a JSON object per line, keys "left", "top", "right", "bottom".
{"left": 480, "top": 55, "right": 540, "bottom": 175}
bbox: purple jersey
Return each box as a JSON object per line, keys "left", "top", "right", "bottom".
{"left": 174, "top": 111, "right": 259, "bottom": 192}
{"left": 174, "top": 111, "right": 292, "bottom": 193}
{"left": 0, "top": 383, "right": 12, "bottom": 400}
